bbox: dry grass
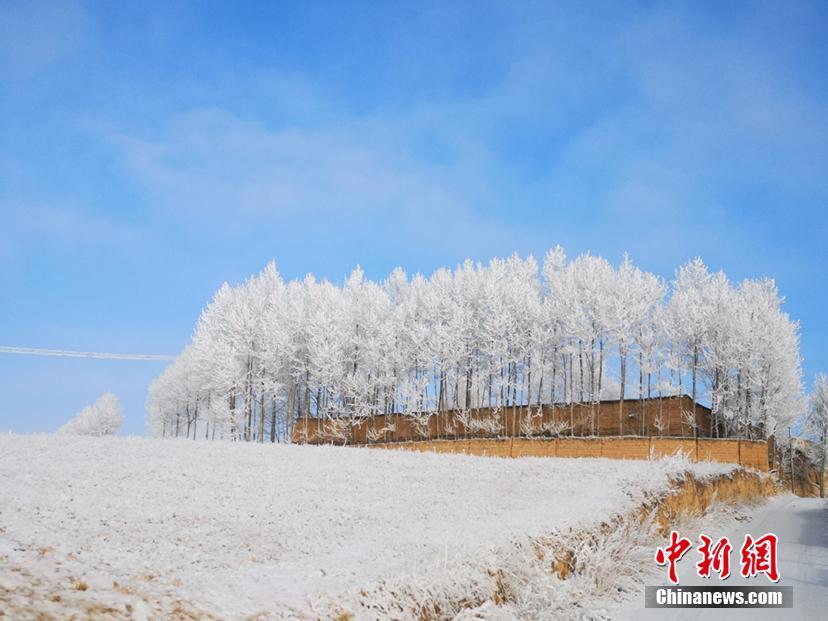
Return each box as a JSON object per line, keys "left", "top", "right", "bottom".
{"left": 71, "top": 579, "right": 88, "bottom": 592}
{"left": 0, "top": 560, "right": 222, "bottom": 621}
{"left": 650, "top": 470, "right": 777, "bottom": 534}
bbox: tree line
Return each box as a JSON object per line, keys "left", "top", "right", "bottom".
{"left": 146, "top": 249, "right": 802, "bottom": 443}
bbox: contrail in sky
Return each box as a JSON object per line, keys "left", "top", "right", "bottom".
{"left": 0, "top": 346, "right": 175, "bottom": 361}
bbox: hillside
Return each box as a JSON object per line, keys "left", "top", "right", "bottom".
{"left": 0, "top": 435, "right": 738, "bottom": 619}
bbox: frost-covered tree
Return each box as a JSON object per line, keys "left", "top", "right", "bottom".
{"left": 146, "top": 251, "right": 803, "bottom": 443}
{"left": 601, "top": 255, "right": 665, "bottom": 435}
{"left": 667, "top": 258, "right": 715, "bottom": 436}
{"left": 805, "top": 374, "right": 828, "bottom": 497}
{"left": 59, "top": 392, "right": 124, "bottom": 436}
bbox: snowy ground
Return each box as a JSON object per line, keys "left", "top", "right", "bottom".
{"left": 0, "top": 434, "right": 738, "bottom": 619}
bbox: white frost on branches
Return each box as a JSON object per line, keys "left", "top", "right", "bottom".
{"left": 804, "top": 373, "right": 828, "bottom": 496}
{"left": 146, "top": 249, "right": 803, "bottom": 443}
{"left": 58, "top": 392, "right": 124, "bottom": 436}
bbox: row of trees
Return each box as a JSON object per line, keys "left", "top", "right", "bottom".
{"left": 58, "top": 392, "right": 124, "bottom": 436}
{"left": 146, "top": 249, "right": 802, "bottom": 443}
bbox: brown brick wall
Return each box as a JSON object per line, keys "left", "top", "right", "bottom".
{"left": 359, "top": 437, "right": 769, "bottom": 471}
{"left": 294, "top": 395, "right": 713, "bottom": 445}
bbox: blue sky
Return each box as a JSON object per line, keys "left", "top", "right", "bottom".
{"left": 1, "top": 0, "right": 826, "bottom": 435}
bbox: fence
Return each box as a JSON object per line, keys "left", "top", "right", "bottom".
{"left": 364, "top": 436, "right": 770, "bottom": 471}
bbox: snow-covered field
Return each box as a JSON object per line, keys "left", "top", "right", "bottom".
{"left": 0, "top": 435, "right": 737, "bottom": 619}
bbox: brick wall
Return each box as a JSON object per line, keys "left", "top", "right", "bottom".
{"left": 293, "top": 395, "right": 713, "bottom": 444}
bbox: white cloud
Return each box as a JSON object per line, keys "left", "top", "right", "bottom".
{"left": 101, "top": 106, "right": 537, "bottom": 263}
{"left": 92, "top": 1, "right": 827, "bottom": 270}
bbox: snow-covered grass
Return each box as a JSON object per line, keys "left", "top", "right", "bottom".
{"left": 0, "top": 434, "right": 737, "bottom": 619}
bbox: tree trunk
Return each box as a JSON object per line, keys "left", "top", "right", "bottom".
{"left": 597, "top": 339, "right": 603, "bottom": 437}
{"left": 286, "top": 382, "right": 296, "bottom": 442}
{"left": 619, "top": 345, "right": 626, "bottom": 436}
{"left": 228, "top": 388, "right": 237, "bottom": 440}
{"left": 691, "top": 346, "right": 699, "bottom": 439}
{"left": 820, "top": 426, "right": 826, "bottom": 499}
{"left": 270, "top": 396, "right": 277, "bottom": 443}
{"left": 304, "top": 371, "right": 312, "bottom": 440}
{"left": 639, "top": 345, "right": 644, "bottom": 436}
{"left": 258, "top": 391, "right": 266, "bottom": 442}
